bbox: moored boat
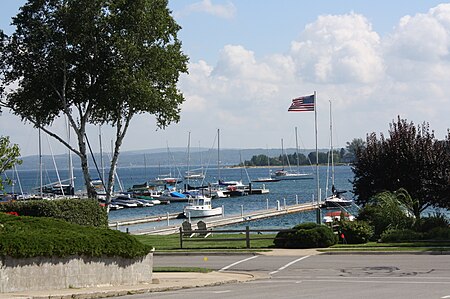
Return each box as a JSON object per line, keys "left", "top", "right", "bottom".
{"left": 183, "top": 196, "right": 223, "bottom": 218}
{"left": 271, "top": 169, "right": 314, "bottom": 180}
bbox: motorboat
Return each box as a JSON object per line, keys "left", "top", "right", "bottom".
{"left": 183, "top": 195, "right": 223, "bottom": 218}
{"left": 271, "top": 169, "right": 313, "bottom": 180}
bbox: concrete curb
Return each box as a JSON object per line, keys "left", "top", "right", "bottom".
{"left": 0, "top": 271, "right": 261, "bottom": 299}
{"left": 320, "top": 250, "right": 450, "bottom": 255}
{"left": 154, "top": 251, "right": 262, "bottom": 256}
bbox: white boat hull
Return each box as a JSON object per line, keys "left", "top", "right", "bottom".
{"left": 324, "top": 195, "right": 353, "bottom": 207}
{"left": 271, "top": 173, "right": 314, "bottom": 180}
{"left": 184, "top": 206, "right": 223, "bottom": 218}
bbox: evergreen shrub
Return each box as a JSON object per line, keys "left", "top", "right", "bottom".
{"left": 274, "top": 222, "right": 337, "bottom": 249}
{"left": 424, "top": 227, "right": 450, "bottom": 240}
{"left": 0, "top": 199, "right": 108, "bottom": 227}
{"left": 380, "top": 229, "right": 422, "bottom": 242}
{"left": 339, "top": 220, "right": 373, "bottom": 244}
{"left": 415, "top": 213, "right": 449, "bottom": 233}
{"left": 0, "top": 213, "right": 151, "bottom": 258}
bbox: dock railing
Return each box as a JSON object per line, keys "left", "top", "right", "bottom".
{"left": 179, "top": 226, "right": 296, "bottom": 249}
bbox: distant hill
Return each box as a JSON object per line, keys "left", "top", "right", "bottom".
{"left": 18, "top": 147, "right": 329, "bottom": 171}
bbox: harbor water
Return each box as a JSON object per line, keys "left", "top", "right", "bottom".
{"left": 4, "top": 164, "right": 356, "bottom": 230}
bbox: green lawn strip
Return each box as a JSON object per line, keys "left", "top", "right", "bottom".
{"left": 153, "top": 266, "right": 212, "bottom": 273}
{"left": 322, "top": 241, "right": 450, "bottom": 252}
{"left": 135, "top": 233, "right": 277, "bottom": 250}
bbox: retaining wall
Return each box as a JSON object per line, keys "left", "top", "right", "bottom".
{"left": 0, "top": 253, "right": 153, "bottom": 293}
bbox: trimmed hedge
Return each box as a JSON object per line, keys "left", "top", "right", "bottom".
{"left": 0, "top": 199, "right": 108, "bottom": 227}
{"left": 274, "top": 222, "right": 337, "bottom": 249}
{"left": 380, "top": 229, "right": 422, "bottom": 242}
{"left": 0, "top": 213, "right": 152, "bottom": 258}
{"left": 339, "top": 220, "right": 373, "bottom": 244}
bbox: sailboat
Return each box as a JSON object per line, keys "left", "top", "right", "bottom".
{"left": 184, "top": 132, "right": 205, "bottom": 180}
{"left": 252, "top": 146, "right": 280, "bottom": 182}
{"left": 271, "top": 130, "right": 314, "bottom": 180}
{"left": 323, "top": 100, "right": 353, "bottom": 208}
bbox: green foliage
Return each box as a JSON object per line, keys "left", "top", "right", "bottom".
{"left": 345, "top": 138, "right": 366, "bottom": 162}
{"left": 424, "top": 227, "right": 450, "bottom": 240}
{"left": 380, "top": 229, "right": 423, "bottom": 243}
{"left": 0, "top": 213, "right": 151, "bottom": 258}
{"left": 274, "top": 222, "right": 337, "bottom": 249}
{"left": 415, "top": 212, "right": 449, "bottom": 232}
{"left": 357, "top": 191, "right": 415, "bottom": 239}
{"left": 0, "top": 136, "right": 22, "bottom": 191}
{"left": 0, "top": 0, "right": 189, "bottom": 200}
{"left": 339, "top": 220, "right": 373, "bottom": 244}
{"left": 0, "top": 199, "right": 108, "bottom": 227}
{"left": 352, "top": 117, "right": 450, "bottom": 211}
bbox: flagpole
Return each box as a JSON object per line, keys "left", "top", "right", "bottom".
{"left": 314, "top": 91, "right": 321, "bottom": 224}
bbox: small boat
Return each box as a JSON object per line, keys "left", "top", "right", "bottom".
{"left": 184, "top": 170, "right": 206, "bottom": 180}
{"left": 108, "top": 203, "right": 124, "bottom": 210}
{"left": 271, "top": 169, "right": 314, "bottom": 180}
{"left": 252, "top": 177, "right": 280, "bottom": 183}
{"left": 323, "top": 190, "right": 353, "bottom": 208}
{"left": 183, "top": 196, "right": 223, "bottom": 218}
{"left": 111, "top": 198, "right": 139, "bottom": 208}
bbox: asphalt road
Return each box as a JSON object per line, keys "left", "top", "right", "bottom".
{"left": 121, "top": 253, "right": 450, "bottom": 299}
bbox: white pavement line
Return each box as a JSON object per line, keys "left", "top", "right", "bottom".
{"left": 441, "top": 296, "right": 450, "bottom": 298}
{"left": 219, "top": 255, "right": 259, "bottom": 272}
{"left": 269, "top": 255, "right": 311, "bottom": 275}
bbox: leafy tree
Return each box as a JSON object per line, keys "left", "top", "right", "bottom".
{"left": 0, "top": 0, "right": 188, "bottom": 204}
{"left": 352, "top": 117, "right": 450, "bottom": 212}
{"left": 308, "top": 151, "right": 328, "bottom": 164}
{"left": 0, "top": 136, "right": 22, "bottom": 191}
{"left": 345, "top": 138, "right": 366, "bottom": 162}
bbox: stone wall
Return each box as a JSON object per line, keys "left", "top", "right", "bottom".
{"left": 0, "top": 253, "right": 153, "bottom": 293}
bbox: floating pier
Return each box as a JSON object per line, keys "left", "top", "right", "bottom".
{"left": 110, "top": 201, "right": 319, "bottom": 235}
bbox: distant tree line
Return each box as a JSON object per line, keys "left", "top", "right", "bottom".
{"left": 240, "top": 138, "right": 366, "bottom": 167}
{"left": 242, "top": 149, "right": 347, "bottom": 167}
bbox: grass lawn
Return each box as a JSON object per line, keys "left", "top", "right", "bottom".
{"left": 135, "top": 233, "right": 277, "bottom": 251}
{"left": 135, "top": 233, "right": 450, "bottom": 253}
{"left": 322, "top": 241, "right": 450, "bottom": 252}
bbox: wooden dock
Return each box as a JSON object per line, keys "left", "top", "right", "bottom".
{"left": 110, "top": 202, "right": 319, "bottom": 235}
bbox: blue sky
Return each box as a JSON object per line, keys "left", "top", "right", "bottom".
{"left": 1, "top": 0, "right": 450, "bottom": 157}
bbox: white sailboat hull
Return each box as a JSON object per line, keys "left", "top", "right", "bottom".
{"left": 271, "top": 172, "right": 314, "bottom": 180}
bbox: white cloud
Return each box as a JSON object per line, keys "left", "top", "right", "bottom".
{"left": 290, "top": 13, "right": 384, "bottom": 84}
{"left": 179, "top": 0, "right": 236, "bottom": 19}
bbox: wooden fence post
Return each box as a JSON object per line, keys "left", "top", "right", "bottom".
{"left": 179, "top": 227, "right": 183, "bottom": 249}
{"left": 246, "top": 226, "right": 250, "bottom": 248}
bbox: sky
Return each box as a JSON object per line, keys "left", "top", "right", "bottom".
{"left": 1, "top": 0, "right": 450, "bottom": 157}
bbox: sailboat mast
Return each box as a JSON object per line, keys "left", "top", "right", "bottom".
{"left": 39, "top": 128, "right": 43, "bottom": 197}
{"left": 99, "top": 126, "right": 104, "bottom": 183}
{"left": 217, "top": 129, "right": 220, "bottom": 181}
{"left": 64, "top": 115, "right": 74, "bottom": 194}
{"left": 330, "top": 100, "right": 335, "bottom": 188}
{"left": 187, "top": 131, "right": 191, "bottom": 184}
{"left": 295, "top": 126, "right": 300, "bottom": 172}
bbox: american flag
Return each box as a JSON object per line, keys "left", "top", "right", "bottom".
{"left": 288, "top": 94, "right": 315, "bottom": 112}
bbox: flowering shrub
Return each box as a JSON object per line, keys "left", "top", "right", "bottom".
{"left": 5, "top": 211, "right": 19, "bottom": 216}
